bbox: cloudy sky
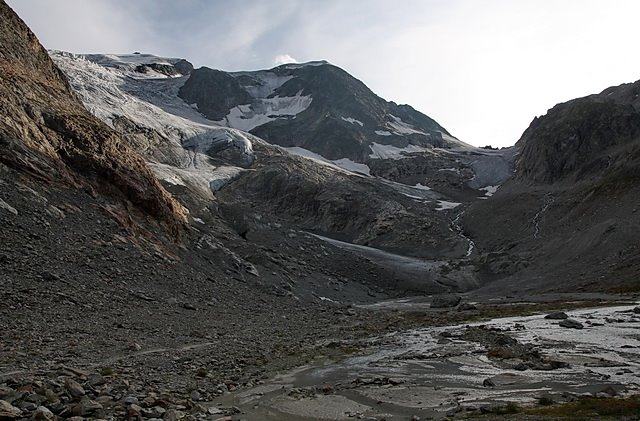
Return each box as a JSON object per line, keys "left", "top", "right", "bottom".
{"left": 7, "top": 0, "right": 640, "bottom": 147}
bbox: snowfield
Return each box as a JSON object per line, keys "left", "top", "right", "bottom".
{"left": 213, "top": 68, "right": 314, "bottom": 131}
{"left": 388, "top": 115, "right": 428, "bottom": 136}
{"left": 51, "top": 51, "right": 259, "bottom": 198}
{"left": 215, "top": 93, "right": 313, "bottom": 132}
{"left": 479, "top": 185, "right": 500, "bottom": 198}
{"left": 369, "top": 142, "right": 431, "bottom": 159}
{"left": 436, "top": 200, "right": 461, "bottom": 211}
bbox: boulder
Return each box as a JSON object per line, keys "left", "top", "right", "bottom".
{"left": 431, "top": 294, "right": 461, "bottom": 308}
{"left": 545, "top": 312, "right": 568, "bottom": 320}
{"left": 163, "top": 409, "right": 185, "bottom": 421}
{"left": 559, "top": 319, "right": 584, "bottom": 329}
{"left": 31, "top": 406, "right": 55, "bottom": 421}
{"left": 482, "top": 378, "right": 496, "bottom": 387}
{"left": 0, "top": 400, "right": 21, "bottom": 419}
{"left": 64, "top": 379, "right": 85, "bottom": 398}
{"left": 71, "top": 397, "right": 102, "bottom": 417}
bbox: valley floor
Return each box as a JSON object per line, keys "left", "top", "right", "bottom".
{"left": 2, "top": 272, "right": 638, "bottom": 421}
{"left": 216, "top": 299, "right": 640, "bottom": 420}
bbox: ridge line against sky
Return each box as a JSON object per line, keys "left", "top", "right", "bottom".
{"left": 7, "top": 0, "right": 640, "bottom": 148}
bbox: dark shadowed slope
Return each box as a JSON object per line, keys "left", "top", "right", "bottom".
{"left": 465, "top": 79, "right": 640, "bottom": 294}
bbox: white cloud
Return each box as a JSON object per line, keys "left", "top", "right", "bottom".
{"left": 274, "top": 54, "right": 297, "bottom": 66}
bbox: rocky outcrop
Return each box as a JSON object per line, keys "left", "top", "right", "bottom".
{"left": 217, "top": 148, "right": 466, "bottom": 259}
{"left": 0, "top": 0, "right": 186, "bottom": 233}
{"left": 431, "top": 294, "right": 462, "bottom": 308}
{"left": 250, "top": 63, "right": 451, "bottom": 160}
{"left": 465, "top": 80, "right": 640, "bottom": 294}
{"left": 516, "top": 83, "right": 640, "bottom": 185}
{"left": 178, "top": 67, "right": 252, "bottom": 120}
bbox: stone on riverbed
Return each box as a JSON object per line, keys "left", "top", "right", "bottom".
{"left": 431, "top": 294, "right": 461, "bottom": 308}
{"left": 559, "top": 319, "right": 584, "bottom": 329}
{"left": 545, "top": 311, "right": 568, "bottom": 320}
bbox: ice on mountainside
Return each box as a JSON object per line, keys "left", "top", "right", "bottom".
{"left": 213, "top": 67, "right": 314, "bottom": 131}
{"left": 229, "top": 70, "right": 293, "bottom": 97}
{"left": 436, "top": 200, "right": 461, "bottom": 211}
{"left": 51, "top": 51, "right": 258, "bottom": 197}
{"left": 276, "top": 60, "right": 329, "bottom": 70}
{"left": 369, "top": 142, "right": 432, "bottom": 159}
{"left": 84, "top": 53, "right": 183, "bottom": 67}
{"left": 283, "top": 147, "right": 371, "bottom": 176}
{"left": 388, "top": 115, "right": 428, "bottom": 135}
{"left": 215, "top": 93, "right": 313, "bottom": 132}
{"left": 50, "top": 50, "right": 490, "bottom": 208}
{"left": 479, "top": 185, "right": 500, "bottom": 198}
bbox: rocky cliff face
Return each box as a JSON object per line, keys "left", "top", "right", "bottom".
{"left": 464, "top": 79, "right": 640, "bottom": 294}
{"left": 0, "top": 1, "right": 186, "bottom": 234}
{"left": 515, "top": 90, "right": 640, "bottom": 184}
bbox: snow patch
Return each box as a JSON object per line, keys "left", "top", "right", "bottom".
{"left": 436, "top": 200, "right": 461, "bottom": 211}
{"left": 277, "top": 60, "right": 328, "bottom": 70}
{"left": 388, "top": 115, "right": 428, "bottom": 136}
{"left": 230, "top": 70, "right": 293, "bottom": 98}
{"left": 341, "top": 117, "right": 364, "bottom": 127}
{"left": 479, "top": 185, "right": 500, "bottom": 198}
{"left": 51, "top": 51, "right": 257, "bottom": 196}
{"left": 375, "top": 130, "right": 392, "bottom": 136}
{"left": 413, "top": 183, "right": 432, "bottom": 191}
{"left": 369, "top": 142, "right": 430, "bottom": 160}
{"left": 378, "top": 179, "right": 436, "bottom": 201}
{"left": 283, "top": 147, "right": 370, "bottom": 176}
{"left": 216, "top": 93, "right": 312, "bottom": 132}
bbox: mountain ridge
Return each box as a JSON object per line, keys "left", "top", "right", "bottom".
{"left": 464, "top": 76, "right": 640, "bottom": 294}
{"left": 176, "top": 56, "right": 465, "bottom": 162}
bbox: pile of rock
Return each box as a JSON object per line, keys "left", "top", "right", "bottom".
{"left": 0, "top": 368, "right": 238, "bottom": 420}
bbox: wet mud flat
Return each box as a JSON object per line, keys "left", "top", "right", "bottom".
{"left": 210, "top": 303, "right": 640, "bottom": 420}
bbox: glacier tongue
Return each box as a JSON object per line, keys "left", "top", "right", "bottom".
{"left": 50, "top": 51, "right": 259, "bottom": 196}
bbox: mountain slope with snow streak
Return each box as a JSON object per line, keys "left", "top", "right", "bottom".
{"left": 178, "top": 60, "right": 475, "bottom": 164}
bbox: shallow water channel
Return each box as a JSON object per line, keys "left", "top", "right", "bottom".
{"left": 212, "top": 303, "right": 640, "bottom": 420}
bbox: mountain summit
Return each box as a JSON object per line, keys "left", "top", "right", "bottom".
{"left": 178, "top": 60, "right": 465, "bottom": 162}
